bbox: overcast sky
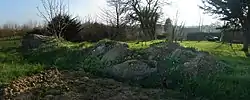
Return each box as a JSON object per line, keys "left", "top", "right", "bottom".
{"left": 0, "top": 0, "right": 219, "bottom": 26}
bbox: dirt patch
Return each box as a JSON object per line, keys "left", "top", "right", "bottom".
{"left": 1, "top": 69, "right": 183, "bottom": 100}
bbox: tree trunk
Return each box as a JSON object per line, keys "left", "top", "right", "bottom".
{"left": 150, "top": 26, "right": 156, "bottom": 40}
{"left": 116, "top": 6, "right": 120, "bottom": 39}
{"left": 168, "top": 31, "right": 173, "bottom": 43}
{"left": 242, "top": 30, "right": 249, "bottom": 52}
{"left": 241, "top": 25, "right": 250, "bottom": 57}
{"left": 241, "top": 8, "right": 250, "bottom": 57}
{"left": 220, "top": 31, "right": 224, "bottom": 42}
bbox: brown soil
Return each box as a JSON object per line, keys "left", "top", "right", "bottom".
{"left": 1, "top": 69, "right": 182, "bottom": 100}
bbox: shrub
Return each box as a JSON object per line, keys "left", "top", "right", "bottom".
{"left": 46, "top": 14, "right": 83, "bottom": 42}
{"left": 77, "top": 22, "right": 130, "bottom": 42}
{"left": 79, "top": 22, "right": 112, "bottom": 42}
{"left": 27, "top": 28, "right": 48, "bottom": 35}
{"left": 156, "top": 34, "right": 168, "bottom": 39}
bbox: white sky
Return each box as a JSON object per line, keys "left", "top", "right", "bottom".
{"left": 164, "top": 0, "right": 215, "bottom": 26}
{"left": 1, "top": 0, "right": 219, "bottom": 26}
{"left": 69, "top": 0, "right": 219, "bottom": 26}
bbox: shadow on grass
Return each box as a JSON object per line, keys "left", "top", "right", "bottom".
{"left": 23, "top": 46, "right": 90, "bottom": 70}
{"left": 0, "top": 47, "right": 44, "bottom": 84}
{"left": 0, "top": 47, "right": 23, "bottom": 64}
{"left": 0, "top": 47, "right": 20, "bottom": 53}
{"left": 0, "top": 37, "right": 21, "bottom": 42}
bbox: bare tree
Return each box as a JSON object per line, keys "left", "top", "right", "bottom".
{"left": 170, "top": 10, "right": 179, "bottom": 43}
{"left": 168, "top": 10, "right": 185, "bottom": 43}
{"left": 177, "top": 22, "right": 185, "bottom": 42}
{"left": 127, "top": 0, "right": 168, "bottom": 40}
{"left": 164, "top": 18, "right": 172, "bottom": 41}
{"left": 198, "top": 11, "right": 204, "bottom": 32}
{"left": 99, "top": 0, "right": 129, "bottom": 39}
{"left": 37, "top": 0, "right": 69, "bottom": 38}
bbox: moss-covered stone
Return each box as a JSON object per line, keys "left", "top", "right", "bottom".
{"left": 103, "top": 60, "right": 157, "bottom": 83}
{"left": 101, "top": 43, "right": 129, "bottom": 66}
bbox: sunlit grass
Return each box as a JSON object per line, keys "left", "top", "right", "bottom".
{"left": 0, "top": 37, "right": 43, "bottom": 84}
{"left": 127, "top": 39, "right": 165, "bottom": 50}
{"left": 0, "top": 63, "right": 43, "bottom": 84}
{"left": 180, "top": 41, "right": 245, "bottom": 57}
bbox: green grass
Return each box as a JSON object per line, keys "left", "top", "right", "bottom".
{"left": 2, "top": 36, "right": 250, "bottom": 99}
{"left": 127, "top": 40, "right": 165, "bottom": 50}
{"left": 0, "top": 37, "right": 43, "bottom": 84}
{"left": 0, "top": 63, "right": 43, "bottom": 84}
{"left": 180, "top": 41, "right": 246, "bottom": 57}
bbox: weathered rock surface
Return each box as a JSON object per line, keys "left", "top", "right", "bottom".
{"left": 16, "top": 37, "right": 229, "bottom": 99}
{"left": 21, "top": 34, "right": 50, "bottom": 50}
{"left": 101, "top": 43, "right": 129, "bottom": 65}
{"left": 182, "top": 53, "right": 227, "bottom": 78}
{"left": 170, "top": 48, "right": 197, "bottom": 63}
{"left": 88, "top": 41, "right": 228, "bottom": 89}
{"left": 145, "top": 42, "right": 182, "bottom": 60}
{"left": 168, "top": 46, "right": 227, "bottom": 78}
{"left": 104, "top": 60, "right": 157, "bottom": 82}
{"left": 21, "top": 34, "right": 58, "bottom": 55}
{"left": 91, "top": 40, "right": 128, "bottom": 57}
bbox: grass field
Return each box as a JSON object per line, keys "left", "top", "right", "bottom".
{"left": 1, "top": 37, "right": 250, "bottom": 99}
{"left": 181, "top": 41, "right": 250, "bottom": 78}
{"left": 0, "top": 36, "right": 44, "bottom": 84}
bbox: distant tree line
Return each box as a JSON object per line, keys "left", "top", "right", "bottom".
{"left": 1, "top": 0, "right": 177, "bottom": 42}
{"left": 0, "top": 21, "right": 43, "bottom": 38}
{"left": 21, "top": 0, "right": 169, "bottom": 42}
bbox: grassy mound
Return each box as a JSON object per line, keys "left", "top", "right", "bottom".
{"left": 1, "top": 35, "right": 250, "bottom": 100}
{"left": 20, "top": 37, "right": 228, "bottom": 99}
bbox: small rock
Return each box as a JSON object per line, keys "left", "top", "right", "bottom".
{"left": 101, "top": 43, "right": 129, "bottom": 65}
{"left": 45, "top": 89, "right": 61, "bottom": 96}
{"left": 140, "top": 95, "right": 149, "bottom": 100}
{"left": 55, "top": 95, "right": 70, "bottom": 100}
{"left": 104, "top": 60, "right": 158, "bottom": 87}
{"left": 44, "top": 95, "right": 54, "bottom": 100}
{"left": 21, "top": 34, "right": 54, "bottom": 53}
{"left": 84, "top": 77, "right": 89, "bottom": 80}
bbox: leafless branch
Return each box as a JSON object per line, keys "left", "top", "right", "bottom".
{"left": 36, "top": 0, "right": 70, "bottom": 37}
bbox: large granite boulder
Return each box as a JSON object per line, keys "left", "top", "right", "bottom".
{"left": 156, "top": 47, "right": 229, "bottom": 89}
{"left": 21, "top": 34, "right": 55, "bottom": 52}
{"left": 21, "top": 34, "right": 49, "bottom": 50}
{"left": 103, "top": 60, "right": 161, "bottom": 87}
{"left": 101, "top": 44, "right": 129, "bottom": 66}
{"left": 21, "top": 34, "right": 57, "bottom": 55}
{"left": 145, "top": 42, "right": 182, "bottom": 60}
{"left": 90, "top": 40, "right": 128, "bottom": 57}
{"left": 170, "top": 48, "right": 197, "bottom": 63}
{"left": 182, "top": 53, "right": 228, "bottom": 78}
